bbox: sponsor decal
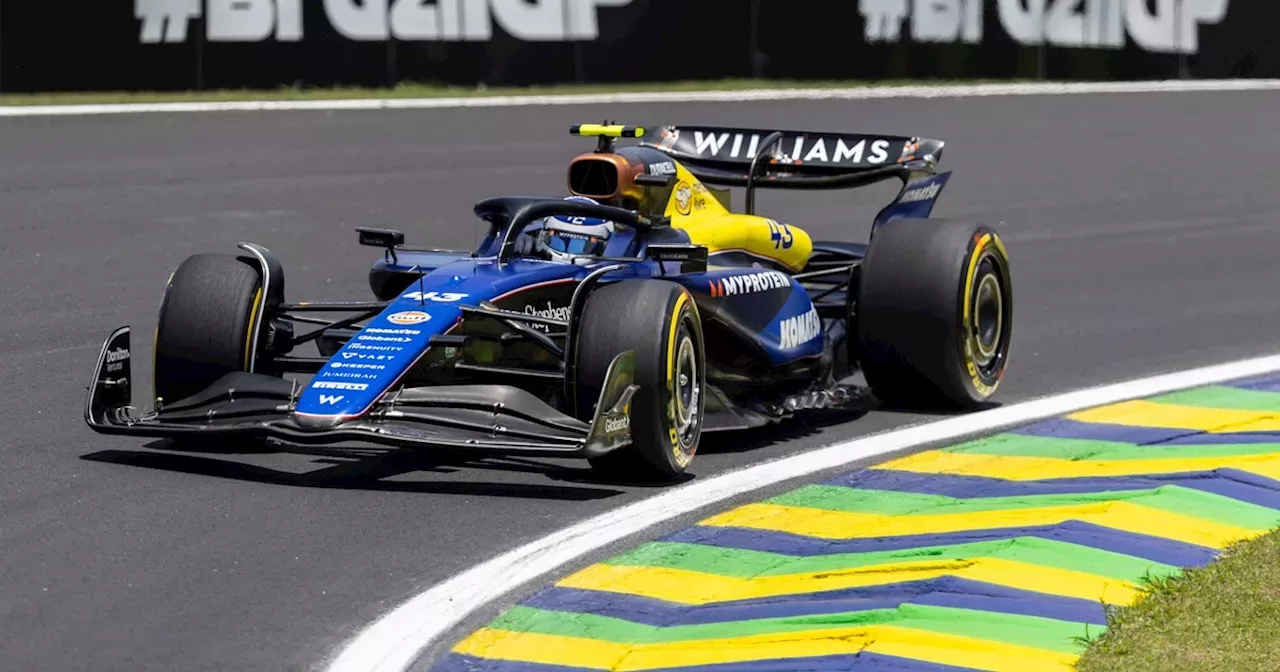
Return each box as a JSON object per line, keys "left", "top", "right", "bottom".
{"left": 137, "top": 0, "right": 635, "bottom": 44}
{"left": 331, "top": 362, "right": 386, "bottom": 370}
{"left": 648, "top": 161, "right": 677, "bottom": 176}
{"left": 356, "top": 334, "right": 413, "bottom": 343}
{"left": 709, "top": 270, "right": 792, "bottom": 298}
{"left": 688, "top": 131, "right": 897, "bottom": 166}
{"left": 899, "top": 182, "right": 942, "bottom": 203}
{"left": 387, "top": 311, "right": 431, "bottom": 325}
{"left": 767, "top": 220, "right": 794, "bottom": 249}
{"left": 858, "top": 0, "right": 1227, "bottom": 55}
{"left": 674, "top": 182, "right": 693, "bottom": 215}
{"left": 319, "top": 394, "right": 345, "bottom": 405}
{"left": 401, "top": 291, "right": 468, "bottom": 303}
{"left": 105, "top": 346, "right": 130, "bottom": 373}
{"left": 341, "top": 351, "right": 394, "bottom": 361}
{"left": 364, "top": 327, "right": 421, "bottom": 335}
{"left": 313, "top": 381, "right": 369, "bottom": 391}
{"left": 350, "top": 343, "right": 401, "bottom": 352}
{"left": 779, "top": 306, "right": 821, "bottom": 349}
{"left": 522, "top": 301, "right": 571, "bottom": 333}
{"left": 321, "top": 371, "right": 380, "bottom": 381}
{"left": 604, "top": 414, "right": 630, "bottom": 435}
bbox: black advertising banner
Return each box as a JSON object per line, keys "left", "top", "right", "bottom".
{"left": 0, "top": 0, "right": 1275, "bottom": 93}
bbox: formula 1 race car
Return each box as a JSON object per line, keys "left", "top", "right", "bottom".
{"left": 85, "top": 122, "right": 1012, "bottom": 480}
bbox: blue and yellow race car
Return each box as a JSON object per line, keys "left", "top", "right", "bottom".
{"left": 85, "top": 122, "right": 1012, "bottom": 480}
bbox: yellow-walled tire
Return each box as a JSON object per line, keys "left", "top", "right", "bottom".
{"left": 857, "top": 219, "right": 1013, "bottom": 409}
{"left": 154, "top": 254, "right": 265, "bottom": 406}
{"left": 575, "top": 279, "right": 706, "bottom": 480}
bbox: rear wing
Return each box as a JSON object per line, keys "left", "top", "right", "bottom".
{"left": 637, "top": 124, "right": 947, "bottom": 215}
{"left": 639, "top": 125, "right": 943, "bottom": 185}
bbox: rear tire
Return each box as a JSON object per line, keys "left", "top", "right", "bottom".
{"left": 154, "top": 254, "right": 268, "bottom": 406}
{"left": 856, "top": 218, "right": 1013, "bottom": 409}
{"left": 575, "top": 280, "right": 705, "bottom": 480}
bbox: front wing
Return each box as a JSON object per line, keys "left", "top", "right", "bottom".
{"left": 84, "top": 326, "right": 639, "bottom": 459}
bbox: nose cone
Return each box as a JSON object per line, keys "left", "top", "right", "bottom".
{"left": 293, "top": 411, "right": 349, "bottom": 431}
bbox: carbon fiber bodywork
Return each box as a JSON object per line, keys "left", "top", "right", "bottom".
{"left": 86, "top": 326, "right": 640, "bottom": 458}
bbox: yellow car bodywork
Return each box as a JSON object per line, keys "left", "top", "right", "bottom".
{"left": 656, "top": 161, "right": 814, "bottom": 273}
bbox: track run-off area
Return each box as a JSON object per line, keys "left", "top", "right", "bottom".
{"left": 2, "top": 82, "right": 1280, "bottom": 672}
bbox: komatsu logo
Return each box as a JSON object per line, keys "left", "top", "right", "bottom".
{"left": 779, "top": 307, "right": 821, "bottom": 349}
{"left": 899, "top": 182, "right": 942, "bottom": 203}
{"left": 709, "top": 271, "right": 791, "bottom": 298}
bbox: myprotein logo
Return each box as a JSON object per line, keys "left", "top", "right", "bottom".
{"left": 860, "top": 0, "right": 1229, "bottom": 54}
{"left": 137, "top": 0, "right": 635, "bottom": 44}
{"left": 709, "top": 270, "right": 792, "bottom": 298}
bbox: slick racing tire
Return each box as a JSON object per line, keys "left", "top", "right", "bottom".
{"left": 575, "top": 279, "right": 706, "bottom": 480}
{"left": 154, "top": 254, "right": 270, "bottom": 406}
{"left": 857, "top": 218, "right": 1012, "bottom": 409}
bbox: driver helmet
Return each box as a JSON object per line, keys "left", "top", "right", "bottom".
{"left": 533, "top": 196, "right": 616, "bottom": 262}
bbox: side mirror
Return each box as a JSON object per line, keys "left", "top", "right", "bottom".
{"left": 357, "top": 227, "right": 405, "bottom": 248}
{"left": 646, "top": 244, "right": 708, "bottom": 274}
{"left": 357, "top": 227, "right": 406, "bottom": 264}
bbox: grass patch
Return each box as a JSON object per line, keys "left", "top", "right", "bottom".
{"left": 0, "top": 78, "right": 1010, "bottom": 107}
{"left": 1075, "top": 528, "right": 1280, "bottom": 672}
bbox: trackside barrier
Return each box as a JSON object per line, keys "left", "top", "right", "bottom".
{"left": 0, "top": 0, "right": 1276, "bottom": 94}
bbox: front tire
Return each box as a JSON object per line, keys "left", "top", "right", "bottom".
{"left": 575, "top": 280, "right": 706, "bottom": 480}
{"left": 153, "top": 254, "right": 269, "bottom": 406}
{"left": 856, "top": 218, "right": 1013, "bottom": 408}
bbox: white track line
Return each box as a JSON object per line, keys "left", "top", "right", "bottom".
{"left": 5, "top": 79, "right": 1280, "bottom": 117}
{"left": 323, "top": 351, "right": 1280, "bottom": 672}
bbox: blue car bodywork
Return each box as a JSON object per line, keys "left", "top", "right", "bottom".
{"left": 84, "top": 122, "right": 963, "bottom": 470}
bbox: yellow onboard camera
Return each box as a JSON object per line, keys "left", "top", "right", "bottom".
{"left": 570, "top": 124, "right": 645, "bottom": 138}
{"left": 571, "top": 123, "right": 645, "bottom": 153}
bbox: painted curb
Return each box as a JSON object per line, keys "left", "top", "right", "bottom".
{"left": 432, "top": 373, "right": 1280, "bottom": 671}
{"left": 322, "top": 352, "right": 1280, "bottom": 672}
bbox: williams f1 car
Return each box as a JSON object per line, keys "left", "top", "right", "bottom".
{"left": 85, "top": 123, "right": 1012, "bottom": 479}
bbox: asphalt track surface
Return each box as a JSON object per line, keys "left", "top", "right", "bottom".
{"left": 2, "top": 90, "right": 1280, "bottom": 672}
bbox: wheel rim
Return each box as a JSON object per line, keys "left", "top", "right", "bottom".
{"left": 971, "top": 271, "right": 1003, "bottom": 367}
{"left": 964, "top": 244, "right": 1011, "bottom": 392}
{"left": 673, "top": 322, "right": 700, "bottom": 447}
